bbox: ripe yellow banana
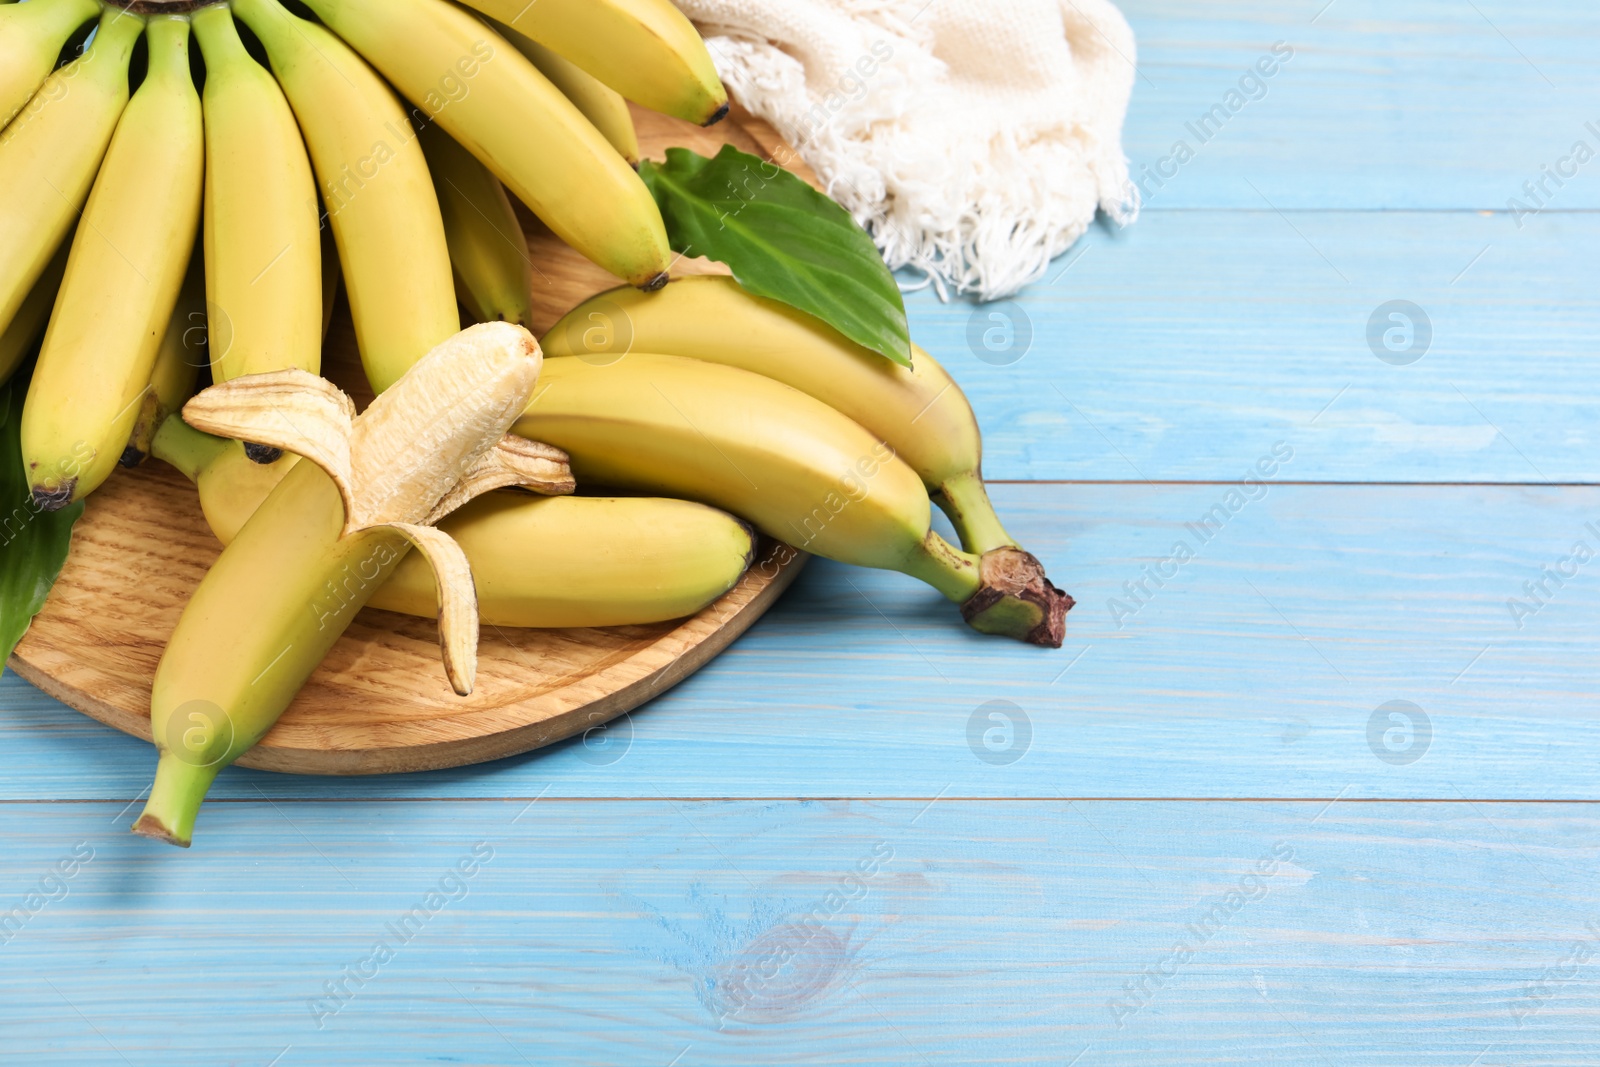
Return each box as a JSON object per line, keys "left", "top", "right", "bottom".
{"left": 514, "top": 354, "right": 1071, "bottom": 644}
{"left": 491, "top": 20, "right": 640, "bottom": 165}
{"left": 543, "top": 277, "right": 1021, "bottom": 555}
{"left": 0, "top": 233, "right": 69, "bottom": 387}
{"left": 417, "top": 121, "right": 534, "bottom": 328}
{"left": 137, "top": 323, "right": 563, "bottom": 847}
{"left": 457, "top": 0, "right": 727, "bottom": 126}
{"left": 231, "top": 0, "right": 459, "bottom": 394}
{"left": 0, "top": 0, "right": 99, "bottom": 131}
{"left": 23, "top": 13, "right": 203, "bottom": 508}
{"left": 297, "top": 0, "right": 672, "bottom": 290}
{"left": 191, "top": 3, "right": 322, "bottom": 410}
{"left": 123, "top": 245, "right": 207, "bottom": 468}
{"left": 0, "top": 8, "right": 142, "bottom": 346}
{"left": 152, "top": 415, "right": 756, "bottom": 629}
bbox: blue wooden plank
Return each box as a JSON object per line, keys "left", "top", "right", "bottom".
{"left": 908, "top": 209, "right": 1600, "bottom": 482}
{"left": 5, "top": 483, "right": 1599, "bottom": 803}
{"left": 1121, "top": 0, "right": 1600, "bottom": 210}
{"left": 0, "top": 799, "right": 1593, "bottom": 1065}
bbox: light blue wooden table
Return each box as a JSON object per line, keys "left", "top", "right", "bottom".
{"left": 4, "top": 1, "right": 1599, "bottom": 1062}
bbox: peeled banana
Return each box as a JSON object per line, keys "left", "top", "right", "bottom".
{"left": 298, "top": 0, "right": 673, "bottom": 290}
{"left": 137, "top": 323, "right": 563, "bottom": 847}
{"left": 457, "top": 0, "right": 728, "bottom": 126}
{"left": 514, "top": 353, "right": 1070, "bottom": 644}
{"left": 23, "top": 13, "right": 203, "bottom": 508}
{"left": 232, "top": 0, "right": 459, "bottom": 394}
{"left": 544, "top": 276, "right": 1021, "bottom": 555}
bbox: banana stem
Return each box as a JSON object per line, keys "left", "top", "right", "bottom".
{"left": 902, "top": 531, "right": 983, "bottom": 603}
{"left": 132, "top": 755, "right": 220, "bottom": 848}
{"left": 150, "top": 414, "right": 228, "bottom": 480}
{"left": 935, "top": 470, "right": 1019, "bottom": 555}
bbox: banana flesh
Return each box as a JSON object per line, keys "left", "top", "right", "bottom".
{"left": 543, "top": 276, "right": 1020, "bottom": 555}
{"left": 457, "top": 0, "right": 728, "bottom": 125}
{"left": 298, "top": 0, "right": 672, "bottom": 290}
{"left": 22, "top": 13, "right": 203, "bottom": 508}
{"left": 232, "top": 0, "right": 459, "bottom": 395}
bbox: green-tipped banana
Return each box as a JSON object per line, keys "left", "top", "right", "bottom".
{"left": 192, "top": 3, "right": 322, "bottom": 407}
{"left": 544, "top": 276, "right": 1020, "bottom": 555}
{"left": 123, "top": 244, "right": 208, "bottom": 468}
{"left": 458, "top": 0, "right": 727, "bottom": 125}
{"left": 137, "top": 323, "right": 560, "bottom": 847}
{"left": 0, "top": 233, "right": 69, "bottom": 388}
{"left": 418, "top": 121, "right": 533, "bottom": 328}
{"left": 23, "top": 14, "right": 202, "bottom": 508}
{"left": 298, "top": 0, "right": 672, "bottom": 289}
{"left": 0, "top": 8, "right": 142, "bottom": 346}
{"left": 0, "top": 0, "right": 100, "bottom": 131}
{"left": 232, "top": 0, "right": 459, "bottom": 394}
{"left": 492, "top": 20, "right": 640, "bottom": 165}
{"left": 514, "top": 353, "right": 1071, "bottom": 645}
{"left": 153, "top": 415, "right": 756, "bottom": 629}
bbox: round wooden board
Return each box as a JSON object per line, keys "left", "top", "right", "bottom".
{"left": 8, "top": 106, "right": 814, "bottom": 776}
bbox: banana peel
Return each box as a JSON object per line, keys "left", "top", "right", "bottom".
{"left": 134, "top": 323, "right": 572, "bottom": 847}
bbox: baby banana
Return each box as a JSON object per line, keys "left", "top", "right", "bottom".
{"left": 297, "top": 0, "right": 672, "bottom": 290}
{"left": 514, "top": 354, "right": 1071, "bottom": 644}
{"left": 232, "top": 0, "right": 459, "bottom": 394}
{"left": 418, "top": 121, "right": 534, "bottom": 328}
{"left": 0, "top": 0, "right": 99, "bottom": 131}
{"left": 0, "top": 233, "right": 69, "bottom": 388}
{"left": 153, "top": 416, "right": 757, "bottom": 630}
{"left": 544, "top": 277, "right": 1019, "bottom": 555}
{"left": 23, "top": 13, "right": 203, "bottom": 508}
{"left": 491, "top": 20, "right": 640, "bottom": 165}
{"left": 457, "top": 0, "right": 728, "bottom": 126}
{"left": 122, "top": 245, "right": 207, "bottom": 469}
{"left": 191, "top": 5, "right": 322, "bottom": 399}
{"left": 136, "top": 323, "right": 571, "bottom": 848}
{"left": 0, "top": 8, "right": 142, "bottom": 345}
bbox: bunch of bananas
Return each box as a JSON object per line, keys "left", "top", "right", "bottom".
{"left": 1, "top": 0, "right": 1072, "bottom": 844}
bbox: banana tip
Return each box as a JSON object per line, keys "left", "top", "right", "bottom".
{"left": 131, "top": 813, "right": 191, "bottom": 849}
{"left": 637, "top": 272, "right": 671, "bottom": 293}
{"left": 243, "top": 442, "right": 285, "bottom": 465}
{"left": 702, "top": 102, "right": 731, "bottom": 128}
{"left": 30, "top": 480, "right": 76, "bottom": 512}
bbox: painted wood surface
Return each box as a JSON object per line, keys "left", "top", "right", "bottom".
{"left": 909, "top": 209, "right": 1600, "bottom": 483}
{"left": 3, "top": 482, "right": 1596, "bottom": 802}
{"left": 0, "top": 801, "right": 1594, "bottom": 1066}
{"left": 0, "top": 0, "right": 1593, "bottom": 1063}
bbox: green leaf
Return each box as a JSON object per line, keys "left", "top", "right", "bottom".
{"left": 0, "top": 374, "right": 82, "bottom": 674}
{"left": 640, "top": 145, "right": 912, "bottom": 367}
